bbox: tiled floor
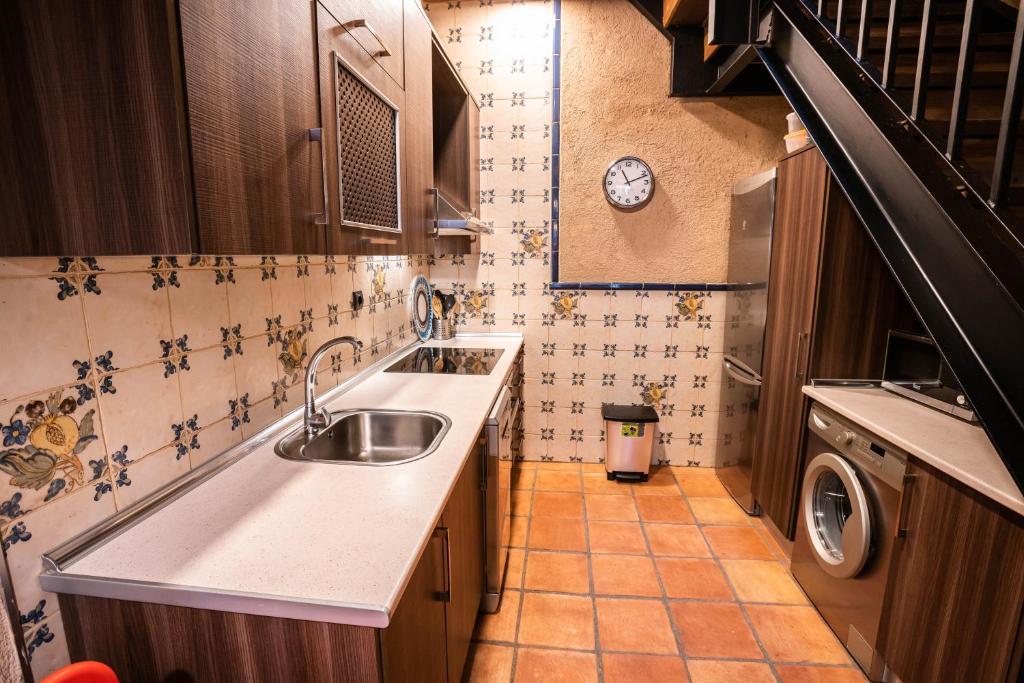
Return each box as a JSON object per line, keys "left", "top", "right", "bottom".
{"left": 466, "top": 462, "right": 868, "bottom": 682}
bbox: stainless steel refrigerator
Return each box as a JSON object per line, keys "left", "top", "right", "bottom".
{"left": 714, "top": 168, "right": 776, "bottom": 515}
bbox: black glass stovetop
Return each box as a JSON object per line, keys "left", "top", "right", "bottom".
{"left": 385, "top": 347, "right": 504, "bottom": 375}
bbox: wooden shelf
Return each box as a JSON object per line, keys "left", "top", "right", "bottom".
{"left": 664, "top": 0, "right": 708, "bottom": 27}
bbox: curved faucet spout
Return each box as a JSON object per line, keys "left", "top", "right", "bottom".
{"left": 304, "top": 336, "right": 363, "bottom": 437}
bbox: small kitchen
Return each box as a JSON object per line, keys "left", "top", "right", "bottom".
{"left": 1, "top": 1, "right": 1023, "bottom": 682}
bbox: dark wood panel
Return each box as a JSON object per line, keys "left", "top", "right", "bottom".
{"left": 180, "top": 0, "right": 325, "bottom": 255}
{"left": 442, "top": 438, "right": 485, "bottom": 683}
{"left": 751, "top": 146, "right": 828, "bottom": 537}
{"left": 0, "top": 0, "right": 195, "bottom": 256}
{"left": 810, "top": 177, "right": 922, "bottom": 380}
{"left": 878, "top": 460, "right": 1024, "bottom": 682}
{"left": 317, "top": 1, "right": 406, "bottom": 257}
{"left": 60, "top": 594, "right": 380, "bottom": 683}
{"left": 432, "top": 40, "right": 474, "bottom": 214}
{"left": 400, "top": 0, "right": 434, "bottom": 256}
{"left": 380, "top": 529, "right": 448, "bottom": 683}
{"left": 467, "top": 99, "right": 481, "bottom": 219}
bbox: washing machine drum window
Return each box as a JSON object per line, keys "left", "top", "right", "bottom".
{"left": 802, "top": 452, "right": 872, "bottom": 579}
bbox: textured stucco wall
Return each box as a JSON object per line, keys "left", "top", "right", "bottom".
{"left": 559, "top": 0, "right": 790, "bottom": 283}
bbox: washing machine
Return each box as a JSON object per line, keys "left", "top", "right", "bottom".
{"left": 791, "top": 402, "right": 907, "bottom": 681}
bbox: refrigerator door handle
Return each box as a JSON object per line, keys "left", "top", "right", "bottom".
{"left": 723, "top": 355, "right": 763, "bottom": 387}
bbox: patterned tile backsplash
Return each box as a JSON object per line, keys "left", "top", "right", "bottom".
{"left": 0, "top": 253, "right": 427, "bottom": 677}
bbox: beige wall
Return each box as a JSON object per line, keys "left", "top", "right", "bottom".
{"left": 559, "top": 0, "right": 790, "bottom": 283}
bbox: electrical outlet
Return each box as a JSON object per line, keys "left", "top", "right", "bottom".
{"left": 351, "top": 290, "right": 365, "bottom": 311}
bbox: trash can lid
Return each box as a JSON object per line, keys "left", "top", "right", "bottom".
{"left": 601, "top": 404, "right": 659, "bottom": 423}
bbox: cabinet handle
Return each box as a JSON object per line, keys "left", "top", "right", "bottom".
{"left": 434, "top": 527, "right": 451, "bottom": 602}
{"left": 793, "top": 331, "right": 809, "bottom": 379}
{"left": 895, "top": 473, "right": 916, "bottom": 538}
{"left": 308, "top": 128, "right": 329, "bottom": 226}
{"left": 340, "top": 18, "right": 392, "bottom": 57}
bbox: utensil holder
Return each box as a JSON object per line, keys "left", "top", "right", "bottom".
{"left": 432, "top": 317, "right": 455, "bottom": 340}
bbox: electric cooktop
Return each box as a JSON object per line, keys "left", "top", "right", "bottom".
{"left": 385, "top": 347, "right": 504, "bottom": 375}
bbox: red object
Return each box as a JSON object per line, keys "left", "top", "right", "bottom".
{"left": 39, "top": 661, "right": 118, "bottom": 683}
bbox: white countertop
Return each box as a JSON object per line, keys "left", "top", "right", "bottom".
{"left": 41, "top": 334, "right": 523, "bottom": 628}
{"left": 803, "top": 385, "right": 1024, "bottom": 516}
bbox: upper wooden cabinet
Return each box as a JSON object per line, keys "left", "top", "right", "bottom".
{"left": 180, "top": 0, "right": 326, "bottom": 255}
{"left": 0, "top": 0, "right": 444, "bottom": 257}
{"left": 0, "top": 0, "right": 196, "bottom": 256}
{"left": 878, "top": 460, "right": 1024, "bottom": 682}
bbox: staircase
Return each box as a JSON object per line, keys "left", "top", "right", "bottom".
{"left": 630, "top": 0, "right": 1024, "bottom": 491}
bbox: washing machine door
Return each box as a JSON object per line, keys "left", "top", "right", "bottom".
{"left": 800, "top": 452, "right": 872, "bottom": 579}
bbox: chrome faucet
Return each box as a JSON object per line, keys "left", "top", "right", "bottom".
{"left": 304, "top": 336, "right": 363, "bottom": 437}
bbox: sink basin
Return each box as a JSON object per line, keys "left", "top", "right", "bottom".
{"left": 275, "top": 409, "right": 451, "bottom": 465}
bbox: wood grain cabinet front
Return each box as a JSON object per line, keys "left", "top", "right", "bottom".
{"left": 878, "top": 460, "right": 1024, "bottom": 683}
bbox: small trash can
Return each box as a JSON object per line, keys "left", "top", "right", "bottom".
{"left": 603, "top": 405, "right": 659, "bottom": 482}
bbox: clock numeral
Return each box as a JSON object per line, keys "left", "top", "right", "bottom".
{"left": 606, "top": 180, "right": 612, "bottom": 185}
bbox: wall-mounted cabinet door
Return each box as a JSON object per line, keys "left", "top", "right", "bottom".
{"left": 319, "top": 0, "right": 405, "bottom": 89}
{"left": 179, "top": 0, "right": 325, "bottom": 255}
{"left": 316, "top": 0, "right": 406, "bottom": 256}
{"left": 401, "top": 0, "right": 435, "bottom": 256}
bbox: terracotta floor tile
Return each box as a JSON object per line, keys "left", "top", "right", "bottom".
{"left": 645, "top": 523, "right": 710, "bottom": 557}
{"left": 633, "top": 472, "right": 682, "bottom": 496}
{"left": 524, "top": 551, "right": 590, "bottom": 594}
{"left": 515, "top": 461, "right": 539, "bottom": 470}
{"left": 688, "top": 497, "right": 752, "bottom": 525}
{"left": 635, "top": 496, "right": 695, "bottom": 524}
{"left": 591, "top": 554, "right": 661, "bottom": 597}
{"left": 721, "top": 559, "right": 808, "bottom": 604}
{"left": 585, "top": 493, "right": 639, "bottom": 521}
{"left": 686, "top": 660, "right": 775, "bottom": 683}
{"left": 670, "top": 601, "right": 763, "bottom": 659}
{"left": 511, "top": 490, "right": 533, "bottom": 517}
{"left": 674, "top": 469, "right": 730, "bottom": 497}
{"left": 528, "top": 516, "right": 587, "bottom": 552}
{"left": 582, "top": 463, "right": 607, "bottom": 473}
{"left": 535, "top": 470, "right": 583, "bottom": 492}
{"left": 588, "top": 521, "right": 648, "bottom": 554}
{"left": 514, "top": 648, "right": 598, "bottom": 683}
{"left": 656, "top": 558, "right": 733, "bottom": 600}
{"left": 746, "top": 604, "right": 851, "bottom": 665}
{"left": 532, "top": 491, "right": 584, "bottom": 519}
{"left": 466, "top": 644, "right": 514, "bottom": 682}
{"left": 583, "top": 473, "right": 634, "bottom": 495}
{"left": 474, "top": 590, "right": 520, "bottom": 642}
{"left": 596, "top": 598, "right": 678, "bottom": 654}
{"left": 506, "top": 548, "right": 526, "bottom": 590}
{"left": 518, "top": 592, "right": 595, "bottom": 649}
{"left": 539, "top": 461, "right": 583, "bottom": 472}
{"left": 602, "top": 654, "right": 689, "bottom": 682}
{"left": 776, "top": 665, "right": 867, "bottom": 682}
{"left": 703, "top": 526, "right": 775, "bottom": 559}
{"left": 510, "top": 516, "right": 528, "bottom": 548}
{"left": 512, "top": 468, "right": 536, "bottom": 490}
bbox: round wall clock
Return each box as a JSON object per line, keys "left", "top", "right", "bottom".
{"left": 603, "top": 156, "right": 655, "bottom": 210}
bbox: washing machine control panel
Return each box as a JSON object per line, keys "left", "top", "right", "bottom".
{"left": 809, "top": 404, "right": 907, "bottom": 489}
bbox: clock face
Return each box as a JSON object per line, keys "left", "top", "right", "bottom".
{"left": 604, "top": 157, "right": 654, "bottom": 210}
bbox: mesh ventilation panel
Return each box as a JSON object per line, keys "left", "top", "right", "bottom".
{"left": 335, "top": 56, "right": 399, "bottom": 231}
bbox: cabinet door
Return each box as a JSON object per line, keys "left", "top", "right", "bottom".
{"left": 179, "top": 0, "right": 325, "bottom": 254}
{"left": 319, "top": 0, "right": 405, "bottom": 89}
{"left": 400, "top": 0, "right": 434, "bottom": 256}
{"left": 316, "top": 0, "right": 406, "bottom": 256}
{"left": 442, "top": 438, "right": 486, "bottom": 683}
{"left": 0, "top": 0, "right": 195, "bottom": 256}
{"left": 878, "top": 461, "right": 1024, "bottom": 682}
{"left": 750, "top": 147, "right": 827, "bottom": 538}
{"left": 380, "top": 530, "right": 448, "bottom": 683}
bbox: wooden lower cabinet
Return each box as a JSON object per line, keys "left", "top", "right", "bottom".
{"left": 58, "top": 442, "right": 486, "bottom": 683}
{"left": 878, "top": 460, "right": 1024, "bottom": 682}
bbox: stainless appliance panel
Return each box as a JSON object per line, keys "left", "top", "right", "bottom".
{"left": 716, "top": 168, "right": 776, "bottom": 514}
{"left": 483, "top": 362, "right": 521, "bottom": 613}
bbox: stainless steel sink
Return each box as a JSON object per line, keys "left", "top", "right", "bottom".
{"left": 275, "top": 409, "right": 451, "bottom": 465}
